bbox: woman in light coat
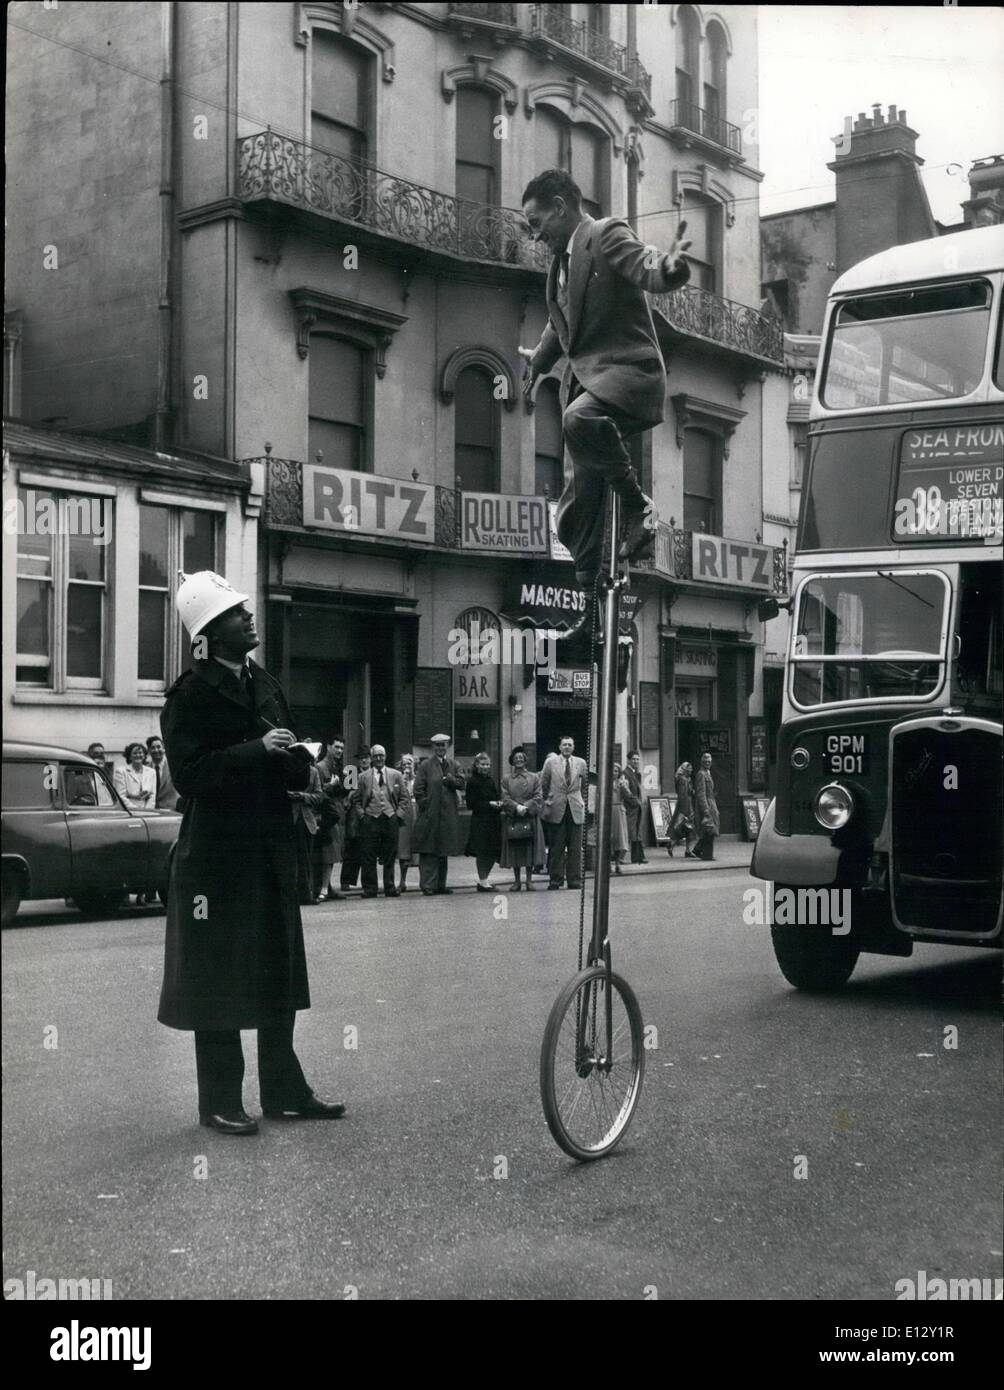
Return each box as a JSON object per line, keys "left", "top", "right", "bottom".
{"left": 500, "top": 747, "right": 545, "bottom": 892}
{"left": 115, "top": 742, "right": 157, "bottom": 811}
{"left": 396, "top": 753, "right": 418, "bottom": 891}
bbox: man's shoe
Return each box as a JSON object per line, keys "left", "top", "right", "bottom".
{"left": 525, "top": 881, "right": 535, "bottom": 892}
{"left": 618, "top": 497, "right": 657, "bottom": 562}
{"left": 509, "top": 882, "right": 522, "bottom": 892}
{"left": 200, "top": 1111, "right": 259, "bottom": 1136}
{"left": 421, "top": 890, "right": 437, "bottom": 896}
{"left": 385, "top": 889, "right": 401, "bottom": 897}
{"left": 548, "top": 883, "right": 562, "bottom": 890}
{"left": 567, "top": 882, "right": 583, "bottom": 890}
{"left": 439, "top": 887, "right": 453, "bottom": 894}
{"left": 264, "top": 1097, "right": 346, "bottom": 1120}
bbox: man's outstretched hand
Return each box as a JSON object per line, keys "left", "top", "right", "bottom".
{"left": 518, "top": 345, "right": 537, "bottom": 400}
{"left": 665, "top": 218, "right": 691, "bottom": 272}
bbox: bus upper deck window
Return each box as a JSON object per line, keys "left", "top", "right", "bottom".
{"left": 822, "top": 280, "right": 992, "bottom": 409}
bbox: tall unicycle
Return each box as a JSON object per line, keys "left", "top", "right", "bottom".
{"left": 540, "top": 492, "right": 646, "bottom": 1160}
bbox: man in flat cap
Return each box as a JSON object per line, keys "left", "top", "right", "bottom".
{"left": 413, "top": 734, "right": 466, "bottom": 896}
{"left": 159, "top": 571, "right": 345, "bottom": 1135}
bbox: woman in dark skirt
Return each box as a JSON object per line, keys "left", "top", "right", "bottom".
{"left": 500, "top": 746, "right": 546, "bottom": 892}
{"left": 465, "top": 751, "right": 503, "bottom": 891}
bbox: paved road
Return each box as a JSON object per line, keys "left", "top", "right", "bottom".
{"left": 3, "top": 872, "right": 1000, "bottom": 1300}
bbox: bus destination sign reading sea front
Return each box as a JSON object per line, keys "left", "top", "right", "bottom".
{"left": 894, "top": 423, "right": 1004, "bottom": 542}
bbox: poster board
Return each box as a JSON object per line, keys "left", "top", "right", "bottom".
{"left": 740, "top": 795, "right": 763, "bottom": 841}
{"left": 749, "top": 717, "right": 768, "bottom": 790}
{"left": 757, "top": 797, "right": 771, "bottom": 824}
{"left": 649, "top": 796, "right": 675, "bottom": 844}
{"left": 639, "top": 681, "right": 661, "bottom": 750}
{"left": 413, "top": 667, "right": 452, "bottom": 744}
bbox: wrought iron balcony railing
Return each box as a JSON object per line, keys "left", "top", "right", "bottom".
{"left": 237, "top": 129, "right": 549, "bottom": 272}
{"left": 650, "top": 284, "right": 784, "bottom": 366}
{"left": 529, "top": 4, "right": 651, "bottom": 99}
{"left": 668, "top": 99, "right": 743, "bottom": 156}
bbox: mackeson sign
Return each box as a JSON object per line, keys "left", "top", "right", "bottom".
{"left": 302, "top": 464, "right": 436, "bottom": 543}
{"left": 691, "top": 533, "right": 775, "bottom": 590}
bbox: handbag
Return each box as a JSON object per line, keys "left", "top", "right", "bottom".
{"left": 506, "top": 817, "right": 534, "bottom": 842}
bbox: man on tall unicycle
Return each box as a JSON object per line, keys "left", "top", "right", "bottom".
{"left": 519, "top": 167, "right": 691, "bottom": 631}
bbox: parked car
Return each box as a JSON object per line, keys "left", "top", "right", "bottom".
{"left": 1, "top": 742, "right": 181, "bottom": 927}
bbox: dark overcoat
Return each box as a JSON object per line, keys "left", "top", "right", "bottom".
{"left": 157, "top": 657, "right": 312, "bottom": 1031}
{"left": 413, "top": 755, "right": 466, "bottom": 856}
{"left": 622, "top": 764, "right": 644, "bottom": 842}
{"left": 464, "top": 771, "right": 502, "bottom": 860}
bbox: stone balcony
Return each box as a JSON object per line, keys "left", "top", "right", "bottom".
{"left": 667, "top": 99, "right": 744, "bottom": 161}
{"left": 528, "top": 3, "right": 652, "bottom": 112}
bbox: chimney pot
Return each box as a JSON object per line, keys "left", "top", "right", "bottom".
{"left": 888, "top": 104, "right": 898, "bottom": 121}
{"left": 899, "top": 109, "right": 907, "bottom": 125}
{"left": 872, "top": 103, "right": 884, "bottom": 125}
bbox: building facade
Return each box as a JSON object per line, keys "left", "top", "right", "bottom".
{"left": 8, "top": 3, "right": 785, "bottom": 830}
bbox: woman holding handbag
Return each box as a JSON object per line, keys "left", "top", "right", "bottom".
{"left": 500, "top": 746, "right": 545, "bottom": 892}
{"left": 465, "top": 751, "right": 503, "bottom": 891}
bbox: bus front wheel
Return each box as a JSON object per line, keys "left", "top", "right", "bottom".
{"left": 770, "top": 890, "right": 859, "bottom": 992}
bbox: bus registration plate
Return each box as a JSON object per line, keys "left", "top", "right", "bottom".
{"left": 825, "top": 733, "right": 869, "bottom": 776}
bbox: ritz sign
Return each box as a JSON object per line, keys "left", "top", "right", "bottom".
{"left": 691, "top": 533, "right": 774, "bottom": 590}
{"left": 302, "top": 464, "right": 436, "bottom": 543}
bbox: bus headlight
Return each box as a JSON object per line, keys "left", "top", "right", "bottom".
{"left": 814, "top": 783, "right": 854, "bottom": 829}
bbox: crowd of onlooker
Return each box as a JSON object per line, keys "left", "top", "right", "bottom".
{"left": 85, "top": 737, "right": 179, "bottom": 812}
{"left": 83, "top": 730, "right": 722, "bottom": 904}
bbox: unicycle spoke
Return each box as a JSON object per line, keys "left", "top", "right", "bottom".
{"left": 540, "top": 966, "right": 645, "bottom": 1161}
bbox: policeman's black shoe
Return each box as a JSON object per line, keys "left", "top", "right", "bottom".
{"left": 264, "top": 1097, "right": 346, "bottom": 1120}
{"left": 200, "top": 1111, "right": 259, "bottom": 1136}
{"left": 618, "top": 497, "right": 658, "bottom": 562}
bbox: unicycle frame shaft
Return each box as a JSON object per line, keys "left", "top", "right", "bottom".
{"left": 588, "top": 492, "right": 624, "bottom": 972}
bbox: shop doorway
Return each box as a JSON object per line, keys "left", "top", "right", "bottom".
{"left": 678, "top": 719, "right": 737, "bottom": 833}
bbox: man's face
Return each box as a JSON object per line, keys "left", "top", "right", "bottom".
{"left": 358, "top": 755, "right": 371, "bottom": 771}
{"left": 89, "top": 746, "right": 105, "bottom": 764}
{"left": 331, "top": 741, "right": 344, "bottom": 760}
{"left": 630, "top": 754, "right": 641, "bottom": 771}
{"left": 559, "top": 739, "right": 574, "bottom": 757}
{"left": 432, "top": 740, "right": 449, "bottom": 760}
{"left": 147, "top": 739, "right": 164, "bottom": 763}
{"left": 523, "top": 196, "right": 576, "bottom": 254}
{"left": 208, "top": 603, "right": 258, "bottom": 659}
{"left": 702, "top": 754, "right": 712, "bottom": 769}
{"left": 371, "top": 748, "right": 386, "bottom": 769}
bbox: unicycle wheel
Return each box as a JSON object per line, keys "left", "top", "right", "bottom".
{"left": 540, "top": 965, "right": 645, "bottom": 1161}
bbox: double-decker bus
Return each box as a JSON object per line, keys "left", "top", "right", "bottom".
{"left": 753, "top": 225, "right": 1003, "bottom": 990}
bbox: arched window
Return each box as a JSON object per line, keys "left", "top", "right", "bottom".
{"left": 309, "top": 335, "right": 368, "bottom": 471}
{"left": 675, "top": 6, "right": 700, "bottom": 125}
{"left": 454, "top": 366, "right": 498, "bottom": 492}
{"left": 534, "top": 106, "right": 607, "bottom": 218}
{"left": 705, "top": 22, "right": 728, "bottom": 133}
{"left": 456, "top": 86, "right": 499, "bottom": 207}
{"left": 311, "top": 31, "right": 371, "bottom": 162}
{"left": 534, "top": 378, "right": 564, "bottom": 498}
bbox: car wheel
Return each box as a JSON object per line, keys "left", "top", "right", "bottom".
{"left": 72, "top": 890, "right": 128, "bottom": 918}
{"left": 2, "top": 867, "right": 24, "bottom": 928}
{"left": 770, "top": 885, "right": 859, "bottom": 993}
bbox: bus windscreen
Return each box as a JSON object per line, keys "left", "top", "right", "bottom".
{"left": 822, "top": 281, "right": 991, "bottom": 409}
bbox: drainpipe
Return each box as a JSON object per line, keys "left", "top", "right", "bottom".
{"left": 154, "top": 2, "right": 177, "bottom": 450}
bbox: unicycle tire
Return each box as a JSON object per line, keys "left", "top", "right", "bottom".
{"left": 540, "top": 965, "right": 645, "bottom": 1161}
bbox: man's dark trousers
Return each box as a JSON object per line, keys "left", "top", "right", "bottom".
{"left": 559, "top": 381, "right": 647, "bottom": 582}
{"left": 194, "top": 1013, "right": 309, "bottom": 1116}
{"left": 548, "top": 806, "right": 583, "bottom": 887}
{"left": 360, "top": 814, "right": 398, "bottom": 894}
{"left": 419, "top": 854, "right": 448, "bottom": 893}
